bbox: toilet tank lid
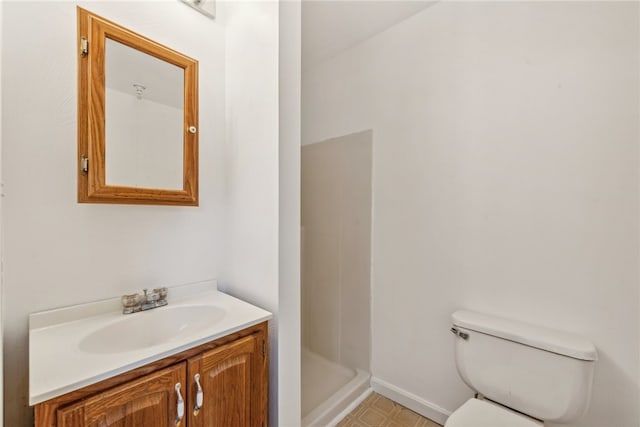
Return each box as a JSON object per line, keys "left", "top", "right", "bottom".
{"left": 452, "top": 310, "right": 598, "bottom": 361}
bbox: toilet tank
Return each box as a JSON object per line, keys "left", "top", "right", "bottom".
{"left": 452, "top": 310, "right": 597, "bottom": 423}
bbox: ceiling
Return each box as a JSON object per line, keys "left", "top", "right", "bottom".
{"left": 302, "top": 0, "right": 436, "bottom": 69}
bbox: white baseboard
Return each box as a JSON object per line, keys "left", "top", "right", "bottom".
{"left": 371, "top": 377, "right": 451, "bottom": 426}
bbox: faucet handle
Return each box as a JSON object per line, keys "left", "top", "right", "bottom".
{"left": 154, "top": 287, "right": 168, "bottom": 300}
{"left": 121, "top": 293, "right": 142, "bottom": 314}
{"left": 122, "top": 293, "right": 141, "bottom": 307}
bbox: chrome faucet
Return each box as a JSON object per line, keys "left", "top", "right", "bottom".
{"left": 121, "top": 287, "right": 168, "bottom": 314}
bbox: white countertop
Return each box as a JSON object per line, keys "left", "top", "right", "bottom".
{"left": 29, "top": 280, "right": 272, "bottom": 405}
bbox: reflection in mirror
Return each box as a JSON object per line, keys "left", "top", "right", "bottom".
{"left": 105, "top": 39, "right": 184, "bottom": 190}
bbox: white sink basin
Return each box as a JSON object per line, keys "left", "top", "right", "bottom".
{"left": 78, "top": 305, "right": 226, "bottom": 354}
{"left": 30, "top": 283, "right": 274, "bottom": 405}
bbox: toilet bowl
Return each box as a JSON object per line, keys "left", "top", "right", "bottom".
{"left": 446, "top": 310, "right": 597, "bottom": 426}
{"left": 446, "top": 398, "right": 542, "bottom": 427}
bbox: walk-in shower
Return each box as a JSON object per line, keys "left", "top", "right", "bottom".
{"left": 301, "top": 130, "right": 373, "bottom": 426}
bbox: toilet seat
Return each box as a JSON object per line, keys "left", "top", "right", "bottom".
{"left": 445, "top": 398, "right": 543, "bottom": 427}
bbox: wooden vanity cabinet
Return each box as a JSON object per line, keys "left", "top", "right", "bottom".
{"left": 187, "top": 334, "right": 267, "bottom": 427}
{"left": 56, "top": 364, "right": 185, "bottom": 427}
{"left": 34, "top": 322, "right": 268, "bottom": 427}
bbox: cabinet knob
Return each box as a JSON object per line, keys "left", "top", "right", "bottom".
{"left": 175, "top": 383, "right": 185, "bottom": 426}
{"left": 193, "top": 373, "right": 204, "bottom": 415}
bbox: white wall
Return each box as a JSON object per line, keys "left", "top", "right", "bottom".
{"left": 1, "top": 2, "right": 225, "bottom": 424}
{"left": 278, "top": 0, "right": 302, "bottom": 425}
{"left": 222, "top": 3, "right": 303, "bottom": 425}
{"left": 220, "top": 1, "right": 281, "bottom": 424}
{"left": 303, "top": 2, "right": 639, "bottom": 427}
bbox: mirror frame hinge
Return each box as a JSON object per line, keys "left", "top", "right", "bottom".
{"left": 80, "top": 37, "right": 88, "bottom": 56}
{"left": 81, "top": 155, "right": 89, "bottom": 173}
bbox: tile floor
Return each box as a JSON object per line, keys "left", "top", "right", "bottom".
{"left": 338, "top": 393, "right": 443, "bottom": 427}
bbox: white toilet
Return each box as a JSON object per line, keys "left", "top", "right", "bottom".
{"left": 446, "top": 310, "right": 598, "bottom": 427}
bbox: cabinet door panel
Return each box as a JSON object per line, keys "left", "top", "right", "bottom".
{"left": 188, "top": 333, "right": 266, "bottom": 427}
{"left": 57, "top": 363, "right": 186, "bottom": 427}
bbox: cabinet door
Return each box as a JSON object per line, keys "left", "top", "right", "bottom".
{"left": 57, "top": 363, "right": 187, "bottom": 427}
{"left": 188, "top": 332, "right": 267, "bottom": 427}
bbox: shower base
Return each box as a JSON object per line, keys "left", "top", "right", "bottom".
{"left": 302, "top": 347, "right": 371, "bottom": 427}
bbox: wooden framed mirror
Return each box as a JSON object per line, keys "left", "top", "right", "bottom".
{"left": 77, "top": 7, "right": 199, "bottom": 206}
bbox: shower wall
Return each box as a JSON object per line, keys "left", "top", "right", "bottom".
{"left": 301, "top": 130, "right": 372, "bottom": 372}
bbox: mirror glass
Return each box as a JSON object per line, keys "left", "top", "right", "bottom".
{"left": 105, "top": 39, "right": 184, "bottom": 190}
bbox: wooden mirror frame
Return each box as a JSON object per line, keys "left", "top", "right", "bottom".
{"left": 77, "top": 7, "right": 199, "bottom": 206}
